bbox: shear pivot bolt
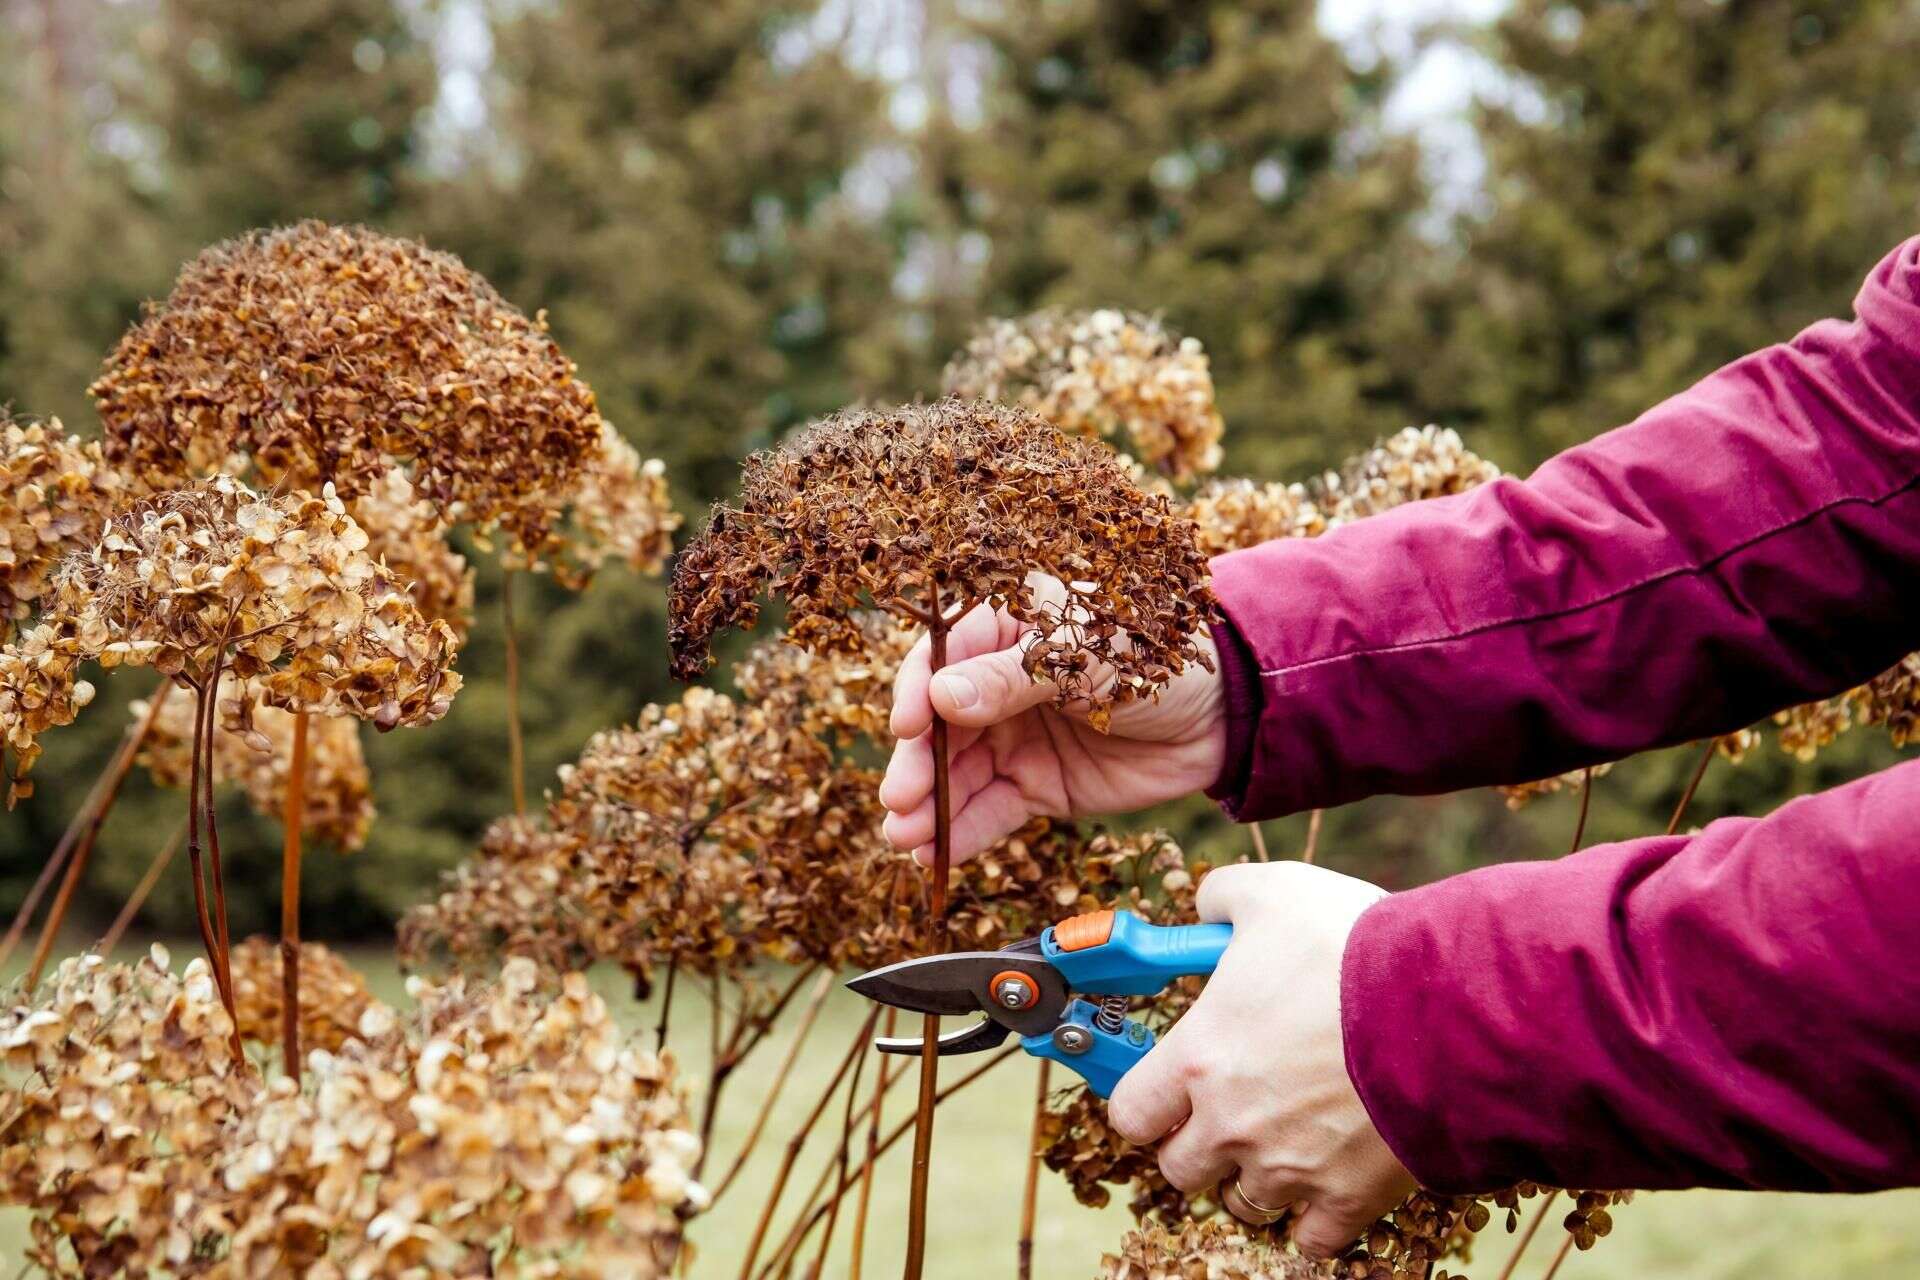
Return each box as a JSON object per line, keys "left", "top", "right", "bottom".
{"left": 1052, "top": 1025, "right": 1092, "bottom": 1055}
{"left": 990, "top": 969, "right": 1038, "bottom": 1010}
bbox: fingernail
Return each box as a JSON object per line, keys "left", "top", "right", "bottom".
{"left": 935, "top": 672, "right": 978, "bottom": 709}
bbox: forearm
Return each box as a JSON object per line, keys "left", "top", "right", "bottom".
{"left": 1208, "top": 237, "right": 1920, "bottom": 819}
{"left": 1339, "top": 757, "right": 1920, "bottom": 1194}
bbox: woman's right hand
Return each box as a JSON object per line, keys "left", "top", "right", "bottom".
{"left": 879, "top": 585, "right": 1226, "bottom": 865}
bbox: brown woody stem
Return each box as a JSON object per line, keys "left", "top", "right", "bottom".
{"left": 1016, "top": 1059, "right": 1050, "bottom": 1280}
{"left": 200, "top": 654, "right": 241, "bottom": 1061}
{"left": 22, "top": 682, "right": 172, "bottom": 990}
{"left": 1302, "top": 808, "right": 1324, "bottom": 864}
{"left": 503, "top": 571, "right": 527, "bottom": 818}
{"left": 656, "top": 959, "right": 679, "bottom": 1050}
{"left": 280, "top": 709, "right": 310, "bottom": 1082}
{"left": 1248, "top": 823, "right": 1269, "bottom": 862}
{"left": 809, "top": 1006, "right": 879, "bottom": 1277}
{"left": 1538, "top": 1229, "right": 1578, "bottom": 1280}
{"left": 756, "top": 1046, "right": 1020, "bottom": 1280}
{"left": 712, "top": 967, "right": 836, "bottom": 1202}
{"left": 847, "top": 1008, "right": 896, "bottom": 1280}
{"left": 1494, "top": 1189, "right": 1560, "bottom": 1280}
{"left": 1667, "top": 739, "right": 1716, "bottom": 835}
{"left": 738, "top": 1009, "right": 878, "bottom": 1280}
{"left": 1570, "top": 766, "right": 1594, "bottom": 854}
{"left": 903, "top": 610, "right": 952, "bottom": 1280}
{"left": 96, "top": 819, "right": 186, "bottom": 956}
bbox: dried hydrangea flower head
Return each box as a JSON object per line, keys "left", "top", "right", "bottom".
{"left": 0, "top": 415, "right": 124, "bottom": 632}
{"left": 944, "top": 309, "right": 1226, "bottom": 481}
{"left": 519, "top": 421, "right": 682, "bottom": 585}
{"left": 1100, "top": 1221, "right": 1328, "bottom": 1280}
{"left": 0, "top": 624, "right": 96, "bottom": 804}
{"left": 548, "top": 686, "right": 826, "bottom": 976}
{"left": 1, "top": 950, "right": 700, "bottom": 1277}
{"left": 1, "top": 476, "right": 461, "bottom": 804}
{"left": 1773, "top": 695, "right": 1854, "bottom": 760}
{"left": 670, "top": 399, "right": 1215, "bottom": 729}
{"left": 1184, "top": 478, "right": 1330, "bottom": 555}
{"left": 134, "top": 678, "right": 375, "bottom": 849}
{"left": 1314, "top": 425, "right": 1502, "bottom": 524}
{"left": 0, "top": 946, "right": 249, "bottom": 1276}
{"left": 227, "top": 934, "right": 383, "bottom": 1054}
{"left": 92, "top": 220, "right": 608, "bottom": 564}
{"left": 209, "top": 959, "right": 701, "bottom": 1277}
{"left": 1494, "top": 762, "right": 1613, "bottom": 811}
{"left": 397, "top": 814, "right": 605, "bottom": 980}
{"left": 732, "top": 610, "right": 917, "bottom": 747}
{"left": 349, "top": 466, "right": 476, "bottom": 639}
{"left": 1850, "top": 652, "right": 1920, "bottom": 747}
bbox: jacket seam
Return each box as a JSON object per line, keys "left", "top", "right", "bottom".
{"left": 1257, "top": 468, "right": 1920, "bottom": 680}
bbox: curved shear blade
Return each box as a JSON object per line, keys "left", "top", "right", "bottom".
{"left": 873, "top": 1016, "right": 1012, "bottom": 1057}
{"left": 845, "top": 953, "right": 1003, "bottom": 1017}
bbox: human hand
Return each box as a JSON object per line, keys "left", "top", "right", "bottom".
{"left": 879, "top": 579, "right": 1224, "bottom": 864}
{"left": 1108, "top": 861, "right": 1414, "bottom": 1259}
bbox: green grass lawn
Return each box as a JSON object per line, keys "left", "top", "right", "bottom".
{"left": 6, "top": 941, "right": 1920, "bottom": 1277}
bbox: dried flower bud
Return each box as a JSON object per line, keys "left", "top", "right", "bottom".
{"left": 944, "top": 309, "right": 1226, "bottom": 481}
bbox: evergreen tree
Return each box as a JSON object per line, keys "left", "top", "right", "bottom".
{"left": 423, "top": 0, "right": 903, "bottom": 506}
{"left": 924, "top": 0, "right": 1433, "bottom": 477}
{"left": 1411, "top": 0, "right": 1920, "bottom": 464}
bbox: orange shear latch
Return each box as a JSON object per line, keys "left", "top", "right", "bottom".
{"left": 1053, "top": 909, "right": 1116, "bottom": 952}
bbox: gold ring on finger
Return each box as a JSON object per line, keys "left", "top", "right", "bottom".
{"left": 1226, "top": 1175, "right": 1287, "bottom": 1224}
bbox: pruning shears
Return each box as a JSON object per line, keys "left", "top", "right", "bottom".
{"left": 846, "top": 909, "right": 1231, "bottom": 1098}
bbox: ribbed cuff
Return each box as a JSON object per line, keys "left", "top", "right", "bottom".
{"left": 1203, "top": 608, "right": 1263, "bottom": 820}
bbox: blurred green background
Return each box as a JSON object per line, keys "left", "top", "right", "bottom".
{"left": 4, "top": 0, "right": 1920, "bottom": 1275}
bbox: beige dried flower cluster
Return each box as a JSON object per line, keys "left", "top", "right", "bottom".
{"left": 227, "top": 934, "right": 381, "bottom": 1054}
{"left": 1, "top": 948, "right": 701, "bottom": 1278}
{"left": 0, "top": 476, "right": 462, "bottom": 803}
{"left": 670, "top": 400, "right": 1215, "bottom": 731}
{"left": 1185, "top": 478, "right": 1329, "bottom": 555}
{"left": 943, "top": 309, "right": 1226, "bottom": 481}
{"left": 0, "top": 625, "right": 97, "bottom": 805}
{"left": 134, "top": 679, "right": 375, "bottom": 849}
{"left": 1100, "top": 1220, "right": 1328, "bottom": 1280}
{"left": 348, "top": 467, "right": 477, "bottom": 639}
{"left": 523, "top": 423, "right": 682, "bottom": 585}
{"left": 0, "top": 416, "right": 124, "bottom": 631}
{"left": 1494, "top": 763, "right": 1612, "bottom": 812}
{"left": 731, "top": 611, "right": 917, "bottom": 747}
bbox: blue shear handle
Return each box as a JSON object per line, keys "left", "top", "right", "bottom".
{"left": 1022, "top": 1001, "right": 1154, "bottom": 1099}
{"left": 1042, "top": 911, "right": 1232, "bottom": 997}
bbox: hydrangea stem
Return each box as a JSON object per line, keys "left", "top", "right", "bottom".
{"left": 738, "top": 1008, "right": 879, "bottom": 1280}
{"left": 0, "top": 723, "right": 134, "bottom": 970}
{"left": 1302, "top": 808, "right": 1324, "bottom": 864}
{"left": 847, "top": 1008, "right": 897, "bottom": 1280}
{"left": 810, "top": 1007, "right": 880, "bottom": 1276}
{"left": 23, "top": 682, "right": 173, "bottom": 991}
{"left": 1667, "top": 740, "right": 1717, "bottom": 835}
{"left": 712, "top": 967, "right": 836, "bottom": 1202}
{"left": 280, "top": 709, "right": 310, "bottom": 1082}
{"left": 903, "top": 611, "right": 953, "bottom": 1280}
{"left": 96, "top": 819, "right": 186, "bottom": 956}
{"left": 1570, "top": 767, "right": 1594, "bottom": 854}
{"left": 502, "top": 571, "right": 527, "bottom": 817}
{"left": 1016, "top": 1059, "right": 1051, "bottom": 1280}
{"left": 1494, "top": 1189, "right": 1559, "bottom": 1280}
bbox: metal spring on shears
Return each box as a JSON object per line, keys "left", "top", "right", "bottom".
{"left": 1094, "top": 995, "right": 1129, "bottom": 1035}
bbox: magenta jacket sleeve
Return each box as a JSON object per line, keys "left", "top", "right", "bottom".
{"left": 1342, "top": 761, "right": 1920, "bottom": 1193}
{"left": 1205, "top": 236, "right": 1920, "bottom": 820}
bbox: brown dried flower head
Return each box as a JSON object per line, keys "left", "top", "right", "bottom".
{"left": 670, "top": 400, "right": 1215, "bottom": 729}
{"left": 1494, "top": 763, "right": 1612, "bottom": 812}
{"left": 3, "top": 477, "right": 461, "bottom": 788}
{"left": 732, "top": 611, "right": 917, "bottom": 748}
{"left": 0, "top": 416, "right": 124, "bottom": 631}
{"left": 1850, "top": 652, "right": 1920, "bottom": 747}
{"left": 1184, "top": 478, "right": 1330, "bottom": 555}
{"left": 92, "top": 220, "right": 610, "bottom": 564}
{"left": 944, "top": 309, "right": 1226, "bottom": 481}
{"left": 135, "top": 678, "right": 375, "bottom": 849}
{"left": 227, "top": 934, "right": 382, "bottom": 1054}
{"left": 398, "top": 814, "right": 606, "bottom": 981}
{"left": 0, "top": 623, "right": 97, "bottom": 805}
{"left": 1773, "top": 695, "right": 1853, "bottom": 761}
{"left": 516, "top": 422, "right": 682, "bottom": 584}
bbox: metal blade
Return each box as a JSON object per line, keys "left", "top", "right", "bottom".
{"left": 845, "top": 953, "right": 1007, "bottom": 1017}
{"left": 873, "top": 1016, "right": 1012, "bottom": 1057}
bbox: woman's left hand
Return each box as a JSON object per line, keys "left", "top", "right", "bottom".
{"left": 1106, "top": 861, "right": 1416, "bottom": 1258}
